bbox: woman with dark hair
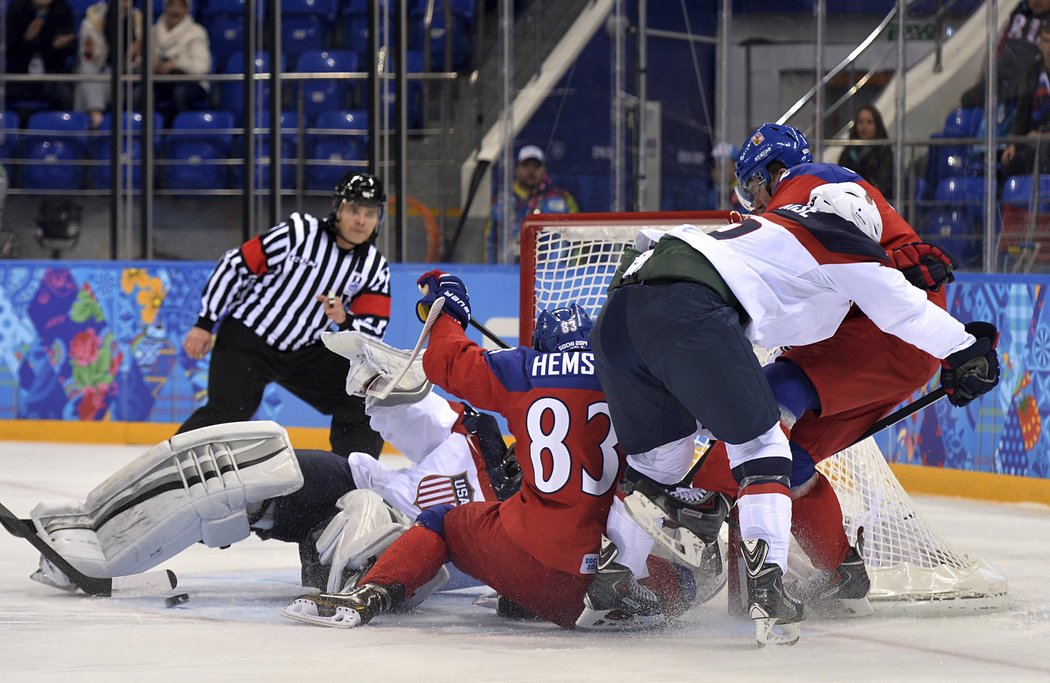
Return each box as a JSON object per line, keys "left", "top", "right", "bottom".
{"left": 837, "top": 105, "right": 894, "bottom": 200}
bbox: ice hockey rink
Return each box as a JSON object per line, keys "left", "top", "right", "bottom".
{"left": 1, "top": 441, "right": 1049, "bottom": 682}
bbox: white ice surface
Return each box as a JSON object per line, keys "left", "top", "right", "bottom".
{"left": 2, "top": 441, "right": 1050, "bottom": 682}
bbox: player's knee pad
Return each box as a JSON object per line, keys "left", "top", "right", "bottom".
{"left": 31, "top": 422, "right": 301, "bottom": 578}
{"left": 414, "top": 504, "right": 455, "bottom": 538}
{"left": 314, "top": 488, "right": 411, "bottom": 594}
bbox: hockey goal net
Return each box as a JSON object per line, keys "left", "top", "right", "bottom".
{"left": 520, "top": 211, "right": 1008, "bottom": 613}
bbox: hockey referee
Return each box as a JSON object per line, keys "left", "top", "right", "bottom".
{"left": 177, "top": 172, "right": 390, "bottom": 457}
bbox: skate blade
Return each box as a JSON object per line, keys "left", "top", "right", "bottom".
{"left": 280, "top": 598, "right": 363, "bottom": 629}
{"left": 752, "top": 616, "right": 801, "bottom": 647}
{"left": 808, "top": 596, "right": 874, "bottom": 619}
{"left": 623, "top": 492, "right": 708, "bottom": 568}
{"left": 575, "top": 597, "right": 667, "bottom": 631}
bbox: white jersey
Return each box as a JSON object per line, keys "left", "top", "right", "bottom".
{"left": 635, "top": 205, "right": 973, "bottom": 359}
{"left": 346, "top": 392, "right": 495, "bottom": 518}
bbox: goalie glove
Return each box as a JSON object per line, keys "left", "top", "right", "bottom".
{"left": 940, "top": 322, "right": 1001, "bottom": 407}
{"left": 891, "top": 242, "right": 956, "bottom": 292}
{"left": 416, "top": 269, "right": 471, "bottom": 328}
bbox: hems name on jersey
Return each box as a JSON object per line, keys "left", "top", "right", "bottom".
{"left": 530, "top": 351, "right": 596, "bottom": 377}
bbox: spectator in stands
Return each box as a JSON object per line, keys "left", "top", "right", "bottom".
{"left": 486, "top": 144, "right": 579, "bottom": 264}
{"left": 151, "top": 0, "right": 211, "bottom": 127}
{"left": 1001, "top": 23, "right": 1050, "bottom": 177}
{"left": 837, "top": 104, "right": 894, "bottom": 201}
{"left": 959, "top": 0, "right": 1050, "bottom": 137}
{"left": 73, "top": 0, "right": 144, "bottom": 129}
{"left": 4, "top": 0, "right": 77, "bottom": 112}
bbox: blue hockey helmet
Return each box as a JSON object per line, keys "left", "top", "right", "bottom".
{"left": 734, "top": 124, "right": 813, "bottom": 211}
{"left": 532, "top": 303, "right": 594, "bottom": 353}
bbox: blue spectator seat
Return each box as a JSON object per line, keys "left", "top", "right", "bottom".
{"left": 23, "top": 111, "right": 89, "bottom": 190}
{"left": 340, "top": 0, "right": 398, "bottom": 65}
{"left": 410, "top": 0, "right": 475, "bottom": 71}
{"left": 202, "top": 0, "right": 267, "bottom": 20}
{"left": 282, "top": 0, "right": 338, "bottom": 25}
{"left": 93, "top": 112, "right": 164, "bottom": 190}
{"left": 231, "top": 111, "right": 299, "bottom": 190}
{"left": 1002, "top": 174, "right": 1050, "bottom": 212}
{"left": 943, "top": 107, "right": 983, "bottom": 139}
{"left": 924, "top": 207, "right": 980, "bottom": 269}
{"left": 282, "top": 15, "right": 331, "bottom": 65}
{"left": 295, "top": 50, "right": 359, "bottom": 124}
{"left": 209, "top": 17, "right": 247, "bottom": 72}
{"left": 306, "top": 110, "right": 368, "bottom": 190}
{"left": 932, "top": 177, "right": 987, "bottom": 268}
{"left": 219, "top": 51, "right": 286, "bottom": 122}
{"left": 162, "top": 110, "right": 236, "bottom": 190}
{"left": 370, "top": 50, "right": 425, "bottom": 129}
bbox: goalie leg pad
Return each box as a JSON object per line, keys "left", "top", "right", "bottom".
{"left": 315, "top": 489, "right": 412, "bottom": 594}
{"left": 31, "top": 421, "right": 302, "bottom": 578}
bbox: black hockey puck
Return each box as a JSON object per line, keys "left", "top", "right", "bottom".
{"left": 165, "top": 593, "right": 190, "bottom": 608}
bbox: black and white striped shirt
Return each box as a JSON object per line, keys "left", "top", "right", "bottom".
{"left": 195, "top": 212, "right": 391, "bottom": 351}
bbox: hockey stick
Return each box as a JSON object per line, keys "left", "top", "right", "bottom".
{"left": 470, "top": 319, "right": 510, "bottom": 349}
{"left": 680, "top": 387, "right": 948, "bottom": 486}
{"left": 372, "top": 297, "right": 445, "bottom": 400}
{"left": 0, "top": 500, "right": 178, "bottom": 598}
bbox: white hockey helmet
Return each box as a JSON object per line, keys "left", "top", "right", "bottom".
{"left": 807, "top": 181, "right": 883, "bottom": 242}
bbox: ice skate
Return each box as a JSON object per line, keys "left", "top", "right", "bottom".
{"left": 793, "top": 528, "right": 872, "bottom": 618}
{"left": 575, "top": 536, "right": 667, "bottom": 631}
{"left": 281, "top": 583, "right": 404, "bottom": 629}
{"left": 29, "top": 555, "right": 77, "bottom": 592}
{"left": 742, "top": 538, "right": 804, "bottom": 646}
{"left": 621, "top": 467, "right": 731, "bottom": 568}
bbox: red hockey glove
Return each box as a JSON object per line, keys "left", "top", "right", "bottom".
{"left": 891, "top": 242, "right": 956, "bottom": 292}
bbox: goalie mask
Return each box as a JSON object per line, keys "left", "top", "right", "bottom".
{"left": 807, "top": 181, "right": 883, "bottom": 242}
{"left": 532, "top": 304, "right": 594, "bottom": 353}
{"left": 734, "top": 124, "right": 813, "bottom": 212}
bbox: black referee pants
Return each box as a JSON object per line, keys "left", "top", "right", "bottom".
{"left": 177, "top": 318, "right": 384, "bottom": 457}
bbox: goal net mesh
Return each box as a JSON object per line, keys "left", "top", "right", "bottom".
{"left": 520, "top": 214, "right": 1007, "bottom": 610}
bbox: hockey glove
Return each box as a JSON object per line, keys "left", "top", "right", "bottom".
{"left": 940, "top": 322, "right": 1001, "bottom": 407}
{"left": 891, "top": 242, "right": 956, "bottom": 292}
{"left": 416, "top": 269, "right": 471, "bottom": 328}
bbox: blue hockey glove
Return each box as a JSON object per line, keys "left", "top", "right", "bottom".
{"left": 416, "top": 269, "right": 471, "bottom": 328}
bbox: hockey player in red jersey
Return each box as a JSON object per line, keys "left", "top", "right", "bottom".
{"left": 690, "top": 124, "right": 961, "bottom": 611}
{"left": 282, "top": 274, "right": 693, "bottom": 630}
{"left": 592, "top": 180, "right": 999, "bottom": 645}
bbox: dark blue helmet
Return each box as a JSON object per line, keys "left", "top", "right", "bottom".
{"left": 734, "top": 124, "right": 812, "bottom": 211}
{"left": 532, "top": 304, "right": 593, "bottom": 353}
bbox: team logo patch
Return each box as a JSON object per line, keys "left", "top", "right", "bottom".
{"left": 751, "top": 131, "right": 765, "bottom": 146}
{"left": 346, "top": 271, "right": 366, "bottom": 294}
{"left": 414, "top": 472, "right": 474, "bottom": 508}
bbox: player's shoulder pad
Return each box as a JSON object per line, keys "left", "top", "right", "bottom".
{"left": 770, "top": 206, "right": 889, "bottom": 264}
